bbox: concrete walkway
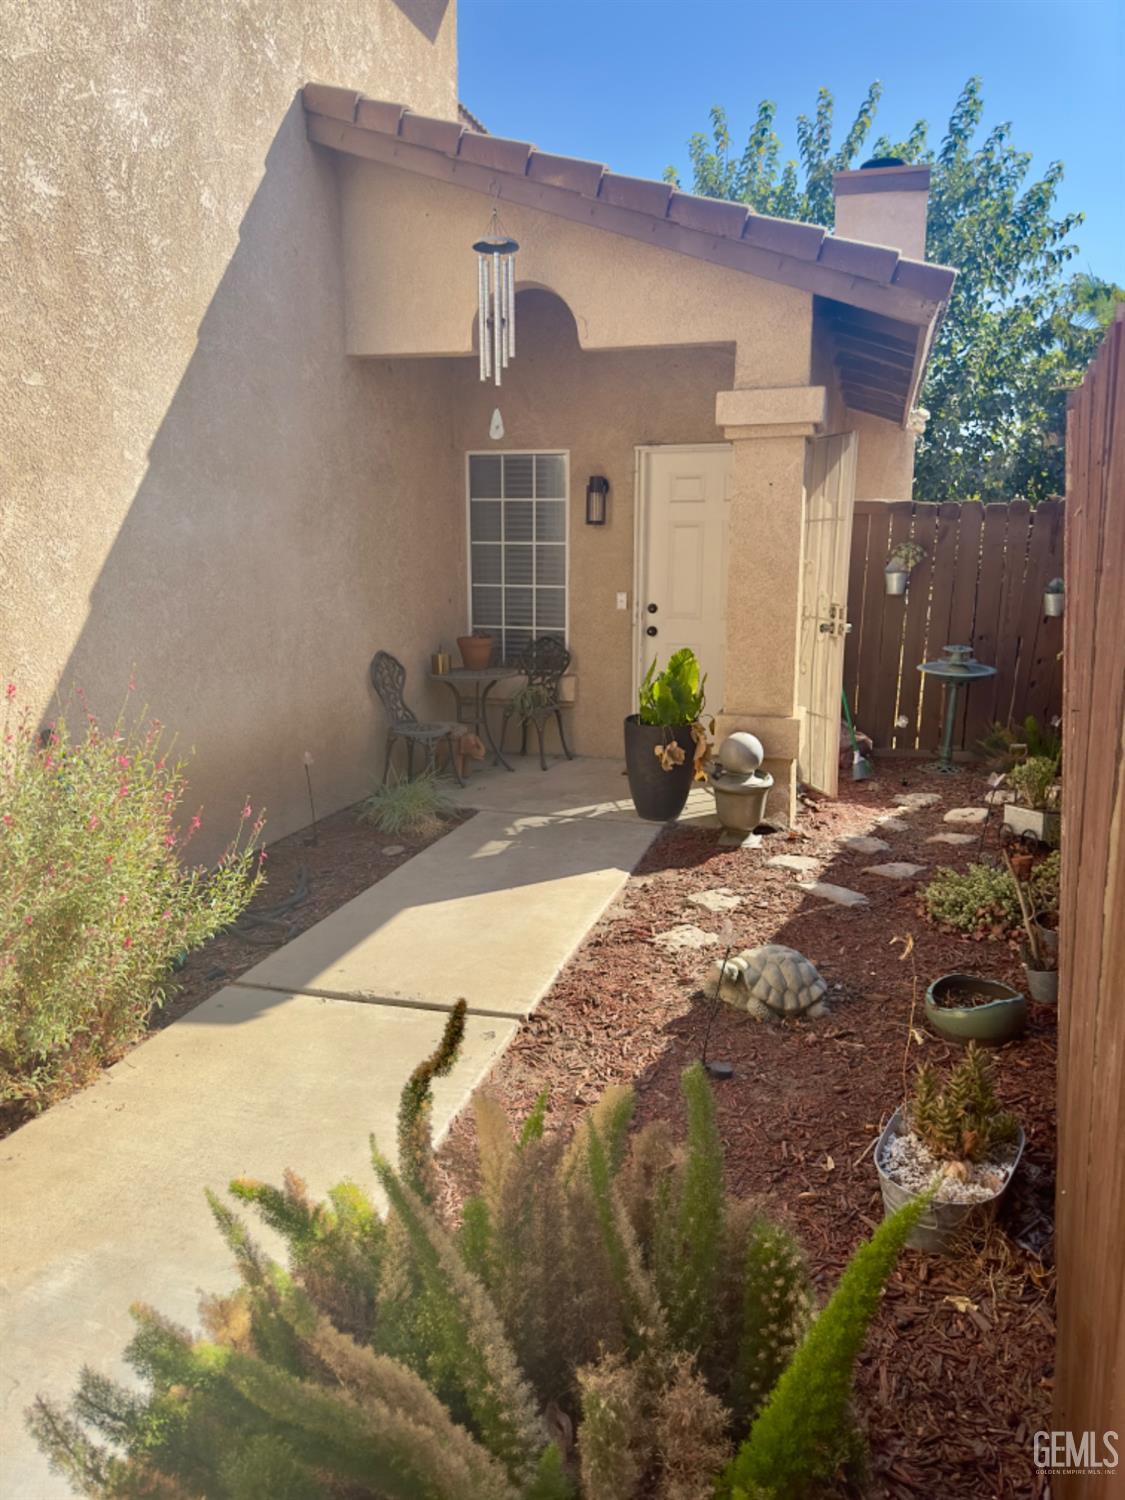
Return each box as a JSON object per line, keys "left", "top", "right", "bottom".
{"left": 1, "top": 757, "right": 704, "bottom": 1496}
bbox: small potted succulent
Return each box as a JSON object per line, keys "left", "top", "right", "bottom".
{"left": 884, "top": 540, "right": 926, "bottom": 596}
{"left": 1002, "top": 755, "right": 1061, "bottom": 847}
{"left": 456, "top": 629, "right": 495, "bottom": 671}
{"left": 875, "top": 1043, "right": 1024, "bottom": 1252}
{"left": 624, "top": 648, "right": 712, "bottom": 821}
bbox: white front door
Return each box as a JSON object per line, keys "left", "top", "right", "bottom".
{"left": 637, "top": 445, "right": 732, "bottom": 713}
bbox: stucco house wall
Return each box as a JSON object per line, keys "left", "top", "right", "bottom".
{"left": 1, "top": 0, "right": 462, "bottom": 858}
{"left": 442, "top": 289, "right": 735, "bottom": 757}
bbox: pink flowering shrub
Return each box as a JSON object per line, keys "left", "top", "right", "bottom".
{"left": 0, "top": 687, "right": 264, "bottom": 1117}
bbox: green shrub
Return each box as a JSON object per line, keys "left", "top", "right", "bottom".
{"left": 921, "top": 862, "right": 1019, "bottom": 934}
{"left": 30, "top": 1023, "right": 915, "bottom": 1499}
{"left": 922, "top": 853, "right": 1060, "bottom": 935}
{"left": 1010, "top": 754, "right": 1060, "bottom": 811}
{"left": 978, "top": 716, "right": 1061, "bottom": 768}
{"left": 0, "top": 687, "right": 262, "bottom": 1113}
{"left": 359, "top": 772, "right": 454, "bottom": 837}
{"left": 721, "top": 1194, "right": 932, "bottom": 1499}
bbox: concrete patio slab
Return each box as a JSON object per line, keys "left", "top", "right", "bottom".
{"left": 234, "top": 770, "right": 666, "bottom": 1018}
{"left": 0, "top": 987, "right": 514, "bottom": 1498}
{"left": 444, "top": 754, "right": 718, "bottom": 826}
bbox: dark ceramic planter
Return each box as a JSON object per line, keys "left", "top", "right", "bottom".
{"left": 624, "top": 716, "right": 695, "bottom": 822}
{"left": 924, "top": 973, "right": 1027, "bottom": 1045}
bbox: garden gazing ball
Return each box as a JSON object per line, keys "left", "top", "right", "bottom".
{"left": 718, "top": 732, "right": 764, "bottom": 776}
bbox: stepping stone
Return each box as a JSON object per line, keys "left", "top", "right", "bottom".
{"left": 866, "top": 862, "right": 927, "bottom": 880}
{"left": 927, "top": 831, "right": 977, "bottom": 846}
{"left": 983, "top": 788, "right": 1016, "bottom": 805}
{"left": 944, "top": 807, "right": 988, "bottom": 826}
{"left": 652, "top": 924, "right": 721, "bottom": 952}
{"left": 893, "top": 792, "right": 941, "bottom": 809}
{"left": 876, "top": 817, "right": 910, "bottom": 833}
{"left": 688, "top": 888, "right": 742, "bottom": 914}
{"left": 718, "top": 830, "right": 763, "bottom": 849}
{"left": 837, "top": 835, "right": 891, "bottom": 854}
{"left": 766, "top": 854, "right": 820, "bottom": 873}
{"left": 796, "top": 881, "right": 869, "bottom": 908}
{"left": 382, "top": 844, "right": 405, "bottom": 856}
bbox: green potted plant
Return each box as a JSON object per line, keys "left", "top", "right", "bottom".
{"left": 624, "top": 648, "right": 711, "bottom": 821}
{"left": 456, "top": 628, "right": 495, "bottom": 670}
{"left": 884, "top": 540, "right": 926, "bottom": 596}
{"left": 1003, "top": 754, "right": 1061, "bottom": 846}
{"left": 875, "top": 1043, "right": 1024, "bottom": 1252}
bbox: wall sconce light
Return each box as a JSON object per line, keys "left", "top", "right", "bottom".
{"left": 586, "top": 475, "right": 609, "bottom": 526}
{"left": 1044, "top": 577, "right": 1064, "bottom": 617}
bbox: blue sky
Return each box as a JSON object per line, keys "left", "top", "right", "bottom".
{"left": 459, "top": 0, "right": 1125, "bottom": 282}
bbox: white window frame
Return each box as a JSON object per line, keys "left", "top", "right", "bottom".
{"left": 465, "top": 449, "right": 571, "bottom": 663}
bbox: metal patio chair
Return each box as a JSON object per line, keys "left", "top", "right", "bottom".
{"left": 369, "top": 651, "right": 466, "bottom": 786}
{"left": 500, "top": 635, "right": 574, "bottom": 771}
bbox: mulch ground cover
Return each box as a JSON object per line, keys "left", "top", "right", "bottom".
{"left": 438, "top": 763, "right": 1056, "bottom": 1499}
{"left": 157, "top": 803, "right": 467, "bottom": 1028}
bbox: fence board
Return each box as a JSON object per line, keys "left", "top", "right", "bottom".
{"left": 1055, "top": 309, "right": 1124, "bottom": 1494}
{"left": 962, "top": 504, "right": 1008, "bottom": 745}
{"left": 917, "top": 502, "right": 962, "bottom": 752}
{"left": 896, "top": 503, "right": 939, "bottom": 748}
{"left": 853, "top": 503, "right": 893, "bottom": 726}
{"left": 842, "top": 497, "right": 1065, "bottom": 752}
{"left": 843, "top": 505, "right": 871, "bottom": 711}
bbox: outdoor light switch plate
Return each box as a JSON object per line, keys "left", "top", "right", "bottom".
{"left": 616, "top": 592, "right": 628, "bottom": 610}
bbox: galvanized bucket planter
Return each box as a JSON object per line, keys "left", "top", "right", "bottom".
{"left": 1023, "top": 964, "right": 1059, "bottom": 1004}
{"left": 875, "top": 1108, "right": 1025, "bottom": 1254}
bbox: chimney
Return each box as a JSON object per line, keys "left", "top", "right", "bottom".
{"left": 832, "top": 158, "right": 931, "bottom": 262}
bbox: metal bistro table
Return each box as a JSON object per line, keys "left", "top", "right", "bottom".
{"left": 431, "top": 666, "right": 522, "bottom": 772}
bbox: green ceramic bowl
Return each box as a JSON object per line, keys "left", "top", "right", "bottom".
{"left": 924, "top": 973, "right": 1027, "bottom": 1045}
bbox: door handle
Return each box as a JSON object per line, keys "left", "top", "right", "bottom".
{"left": 647, "top": 602, "right": 658, "bottom": 614}
{"left": 646, "top": 625, "right": 658, "bottom": 637}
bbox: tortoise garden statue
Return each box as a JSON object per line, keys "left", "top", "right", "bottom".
{"left": 705, "top": 943, "right": 830, "bottom": 1021}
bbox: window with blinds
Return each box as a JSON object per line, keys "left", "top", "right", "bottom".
{"left": 467, "top": 452, "right": 568, "bottom": 664}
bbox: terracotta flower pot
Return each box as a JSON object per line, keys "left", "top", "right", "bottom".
{"left": 457, "top": 634, "right": 494, "bottom": 670}
{"left": 624, "top": 717, "right": 695, "bottom": 822}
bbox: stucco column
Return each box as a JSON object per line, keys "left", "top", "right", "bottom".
{"left": 716, "top": 386, "right": 827, "bottom": 823}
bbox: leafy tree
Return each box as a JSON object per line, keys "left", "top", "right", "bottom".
{"left": 667, "top": 79, "right": 1118, "bottom": 502}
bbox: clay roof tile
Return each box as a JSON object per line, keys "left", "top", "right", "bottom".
{"left": 527, "top": 151, "right": 606, "bottom": 196}
{"left": 399, "top": 112, "right": 464, "bottom": 154}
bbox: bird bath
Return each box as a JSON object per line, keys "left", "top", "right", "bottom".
{"left": 917, "top": 644, "right": 997, "bottom": 771}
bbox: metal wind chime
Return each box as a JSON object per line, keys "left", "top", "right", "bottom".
{"left": 474, "top": 206, "right": 519, "bottom": 386}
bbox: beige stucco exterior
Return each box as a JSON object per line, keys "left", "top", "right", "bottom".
{"left": 1, "top": 0, "right": 463, "bottom": 859}
{"left": 3, "top": 0, "right": 943, "bottom": 844}
{"left": 441, "top": 290, "right": 734, "bottom": 756}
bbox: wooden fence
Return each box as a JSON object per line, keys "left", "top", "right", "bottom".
{"left": 844, "top": 499, "right": 1064, "bottom": 754}
{"left": 1055, "top": 309, "right": 1124, "bottom": 1489}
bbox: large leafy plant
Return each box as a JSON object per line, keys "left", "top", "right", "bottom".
{"left": 0, "top": 685, "right": 262, "bottom": 1116}
{"left": 30, "top": 1006, "right": 927, "bottom": 1499}
{"left": 637, "top": 649, "right": 707, "bottom": 727}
